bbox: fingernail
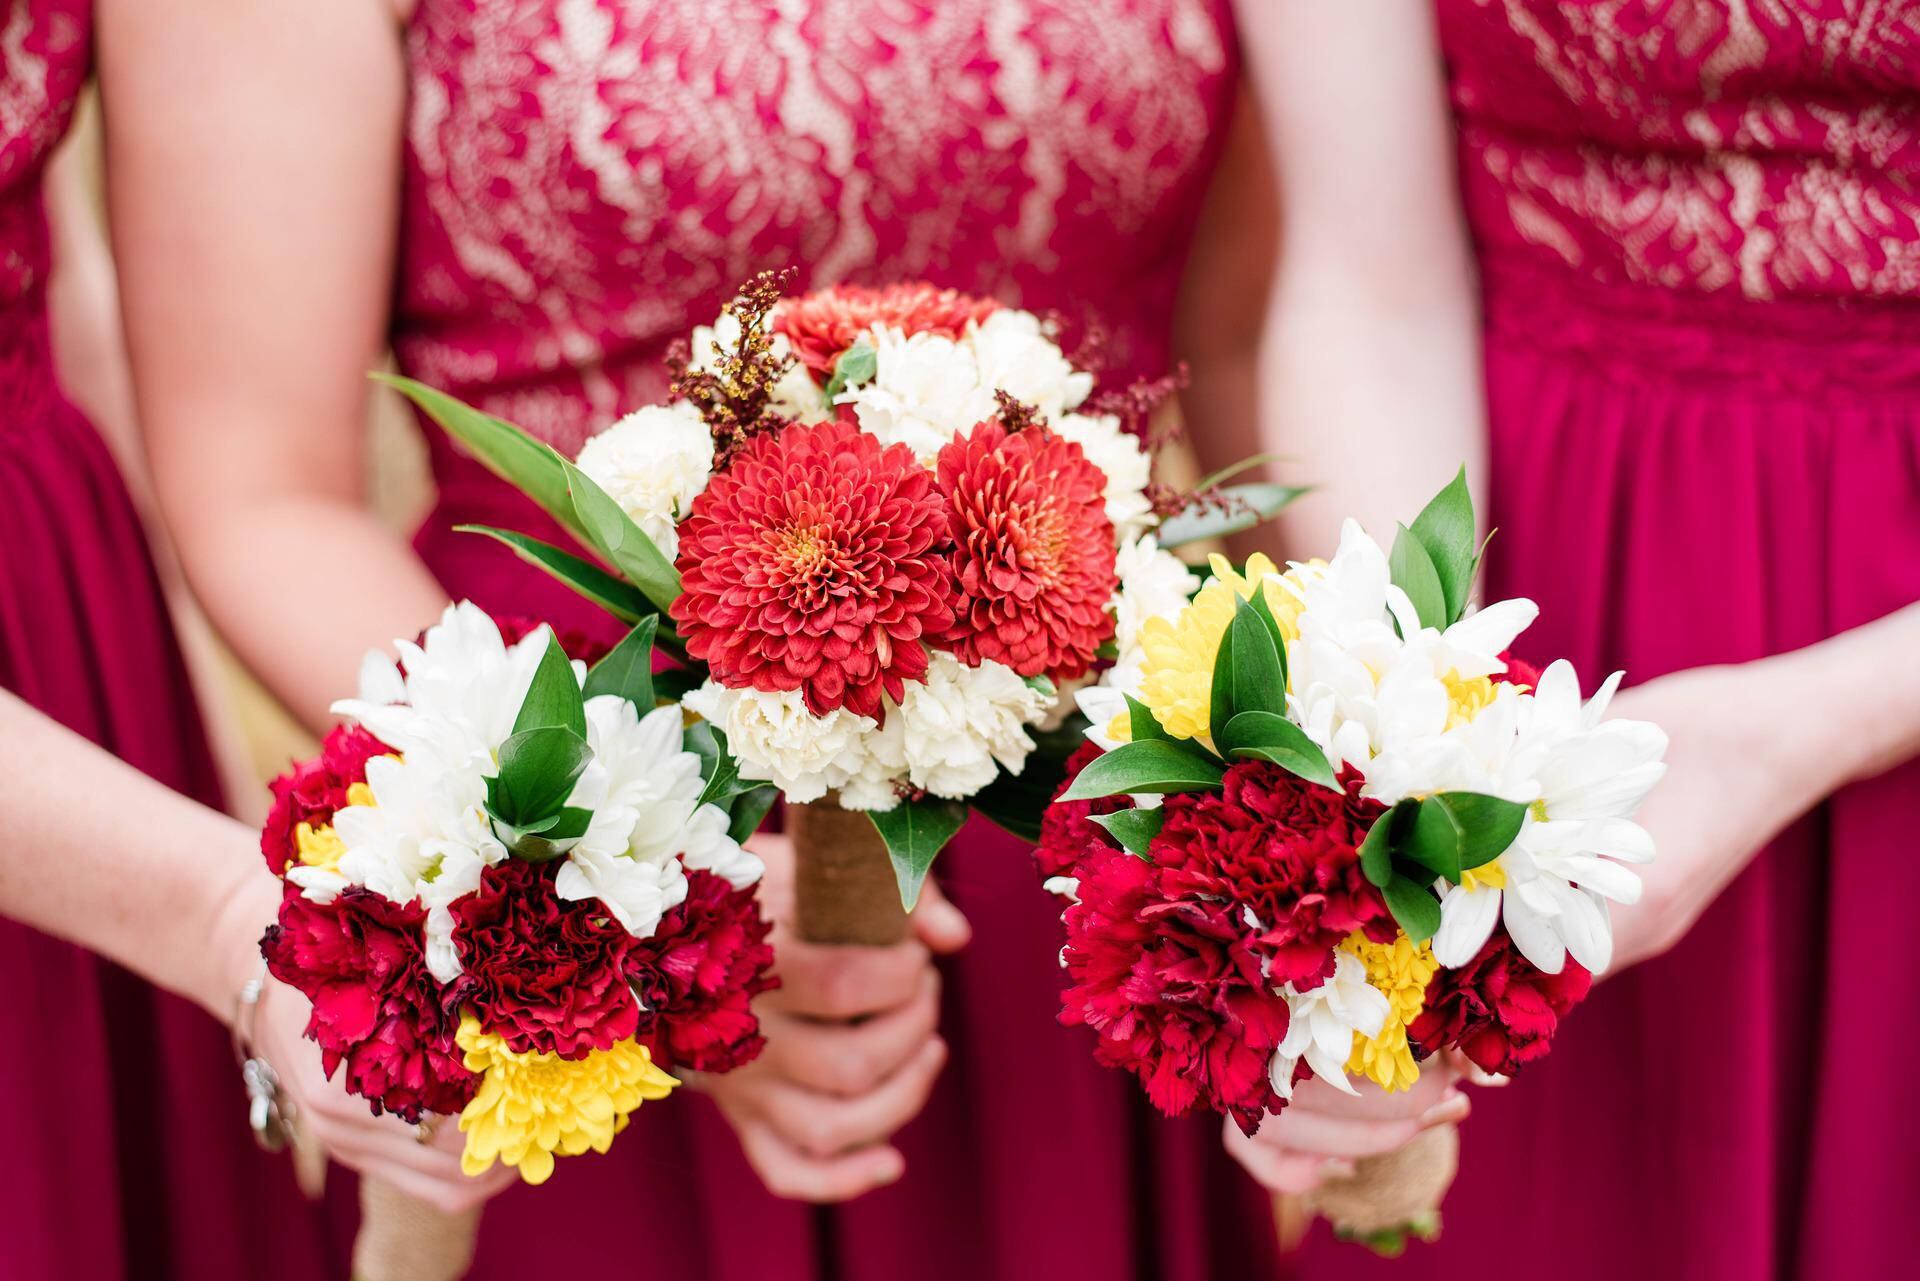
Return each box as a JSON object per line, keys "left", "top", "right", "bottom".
{"left": 1322, "top": 1158, "right": 1357, "bottom": 1180}
{"left": 1421, "top": 1095, "right": 1471, "bottom": 1127}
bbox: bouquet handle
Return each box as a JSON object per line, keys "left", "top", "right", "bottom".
{"left": 788, "top": 798, "right": 911, "bottom": 946}
{"left": 1286, "top": 1121, "right": 1458, "bottom": 1255}
{"left": 352, "top": 1173, "right": 482, "bottom": 1281}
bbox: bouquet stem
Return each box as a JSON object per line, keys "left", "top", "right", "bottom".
{"left": 1295, "top": 1122, "right": 1458, "bottom": 1256}
{"left": 788, "top": 798, "right": 910, "bottom": 946}
{"left": 352, "top": 1174, "right": 482, "bottom": 1281}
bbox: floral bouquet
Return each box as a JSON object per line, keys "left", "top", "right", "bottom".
{"left": 1035, "top": 473, "right": 1667, "bottom": 1251}
{"left": 381, "top": 274, "right": 1296, "bottom": 944}
{"left": 260, "top": 604, "right": 773, "bottom": 1280}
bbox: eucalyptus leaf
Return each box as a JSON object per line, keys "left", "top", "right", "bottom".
{"left": 1383, "top": 873, "right": 1443, "bottom": 943}
{"left": 560, "top": 458, "right": 682, "bottom": 614}
{"left": 1090, "top": 807, "right": 1165, "bottom": 858}
{"left": 1389, "top": 525, "right": 1448, "bottom": 633}
{"left": 584, "top": 617, "right": 658, "bottom": 711}
{"left": 1058, "top": 739, "right": 1224, "bottom": 802}
{"left": 823, "top": 341, "right": 877, "bottom": 401}
{"left": 1218, "top": 711, "right": 1337, "bottom": 789}
{"left": 1156, "top": 482, "right": 1310, "bottom": 548}
{"left": 514, "top": 636, "right": 588, "bottom": 739}
{"left": 868, "top": 797, "right": 969, "bottom": 910}
{"left": 1409, "top": 466, "right": 1476, "bottom": 626}
{"left": 1190, "top": 452, "right": 1293, "bottom": 495}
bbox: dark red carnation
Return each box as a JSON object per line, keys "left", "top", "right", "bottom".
{"left": 776, "top": 283, "right": 1000, "bottom": 377}
{"left": 492, "top": 614, "right": 615, "bottom": 667}
{"left": 626, "top": 869, "right": 777, "bottom": 1073}
{"left": 1058, "top": 843, "right": 1291, "bottom": 1135}
{"left": 447, "top": 860, "right": 643, "bottom": 1060}
{"left": 261, "top": 886, "right": 475, "bottom": 1122}
{"left": 261, "top": 725, "right": 390, "bottom": 875}
{"left": 671, "top": 418, "right": 957, "bottom": 719}
{"left": 1034, "top": 740, "right": 1126, "bottom": 881}
{"left": 1152, "top": 763, "right": 1395, "bottom": 989}
{"left": 933, "top": 422, "right": 1117, "bottom": 681}
{"left": 1499, "top": 652, "right": 1543, "bottom": 690}
{"left": 1408, "top": 934, "right": 1591, "bottom": 1075}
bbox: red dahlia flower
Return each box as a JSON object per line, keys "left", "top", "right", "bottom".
{"left": 448, "top": 860, "right": 643, "bottom": 1060}
{"left": 260, "top": 724, "right": 390, "bottom": 874}
{"left": 261, "top": 886, "right": 475, "bottom": 1122}
{"left": 1409, "top": 934, "right": 1591, "bottom": 1076}
{"left": 628, "top": 869, "right": 777, "bottom": 1073}
{"left": 776, "top": 283, "right": 1000, "bottom": 376}
{"left": 933, "top": 421, "right": 1116, "bottom": 681}
{"left": 671, "top": 418, "right": 957, "bottom": 719}
{"left": 1151, "top": 763, "right": 1395, "bottom": 989}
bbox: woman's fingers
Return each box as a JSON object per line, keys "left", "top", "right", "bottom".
{"left": 755, "top": 1036, "right": 949, "bottom": 1159}
{"left": 757, "top": 969, "right": 943, "bottom": 1096}
{"left": 764, "top": 934, "right": 932, "bottom": 1021}
{"left": 1263, "top": 1089, "right": 1471, "bottom": 1161}
{"left": 910, "top": 877, "right": 971, "bottom": 955}
{"left": 732, "top": 1116, "right": 906, "bottom": 1203}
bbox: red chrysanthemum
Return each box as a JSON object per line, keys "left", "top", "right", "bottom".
{"left": 775, "top": 283, "right": 1001, "bottom": 377}
{"left": 260, "top": 724, "right": 390, "bottom": 875}
{"left": 1152, "top": 763, "right": 1395, "bottom": 989}
{"left": 671, "top": 418, "right": 957, "bottom": 719}
{"left": 627, "top": 869, "right": 777, "bottom": 1073}
{"left": 261, "top": 886, "right": 476, "bottom": 1122}
{"left": 1059, "top": 842, "right": 1291, "bottom": 1135}
{"left": 447, "top": 860, "right": 642, "bottom": 1060}
{"left": 1034, "top": 741, "right": 1126, "bottom": 882}
{"left": 933, "top": 421, "right": 1117, "bottom": 680}
{"left": 493, "top": 614, "right": 615, "bottom": 667}
{"left": 1409, "top": 934, "right": 1591, "bottom": 1076}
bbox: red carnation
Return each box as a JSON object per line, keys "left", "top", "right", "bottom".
{"left": 448, "top": 860, "right": 642, "bottom": 1060}
{"left": 1059, "top": 843, "right": 1291, "bottom": 1135}
{"left": 493, "top": 614, "right": 614, "bottom": 667}
{"left": 261, "top": 887, "right": 475, "bottom": 1122}
{"left": 1409, "top": 934, "right": 1591, "bottom": 1076}
{"left": 1034, "top": 741, "right": 1126, "bottom": 882}
{"left": 1499, "top": 652, "right": 1543, "bottom": 690}
{"left": 671, "top": 418, "right": 957, "bottom": 719}
{"left": 627, "top": 869, "right": 777, "bottom": 1073}
{"left": 261, "top": 725, "right": 390, "bottom": 875}
{"left": 933, "top": 422, "right": 1117, "bottom": 681}
{"left": 776, "top": 283, "right": 1000, "bottom": 377}
{"left": 1152, "top": 763, "right": 1395, "bottom": 989}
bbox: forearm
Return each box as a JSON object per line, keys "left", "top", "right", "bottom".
{"left": 1780, "top": 602, "right": 1920, "bottom": 790}
{"left": 0, "top": 692, "right": 280, "bottom": 1022}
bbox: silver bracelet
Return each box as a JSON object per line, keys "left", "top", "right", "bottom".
{"left": 232, "top": 958, "right": 297, "bottom": 1153}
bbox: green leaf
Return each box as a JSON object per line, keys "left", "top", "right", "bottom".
{"left": 490, "top": 726, "right": 593, "bottom": 825}
{"left": 377, "top": 374, "right": 582, "bottom": 542}
{"left": 1408, "top": 466, "right": 1476, "bottom": 626}
{"left": 1247, "top": 579, "right": 1292, "bottom": 687}
{"left": 1058, "top": 739, "right": 1225, "bottom": 802}
{"left": 1218, "top": 711, "right": 1337, "bottom": 789}
{"left": 453, "top": 525, "right": 657, "bottom": 629}
{"left": 682, "top": 720, "right": 723, "bottom": 782}
{"left": 1424, "top": 792, "right": 1528, "bottom": 873}
{"left": 1383, "top": 873, "right": 1443, "bottom": 943}
{"left": 1022, "top": 673, "right": 1058, "bottom": 701}
{"left": 1190, "top": 452, "right": 1293, "bottom": 495}
{"left": 1227, "top": 596, "right": 1287, "bottom": 720}
{"left": 1358, "top": 804, "right": 1409, "bottom": 889}
{"left": 560, "top": 458, "right": 683, "bottom": 615}
{"left": 868, "top": 797, "right": 968, "bottom": 910}
{"left": 652, "top": 666, "right": 703, "bottom": 705}
{"left": 695, "top": 726, "right": 747, "bottom": 809}
{"left": 1389, "top": 524, "right": 1448, "bottom": 633}
{"left": 1157, "top": 482, "right": 1310, "bottom": 548}
{"left": 1126, "top": 694, "right": 1174, "bottom": 745}
{"left": 727, "top": 786, "right": 778, "bottom": 844}
{"left": 823, "top": 341, "right": 876, "bottom": 401}
{"left": 1090, "top": 807, "right": 1165, "bottom": 858}
{"left": 583, "top": 618, "right": 658, "bottom": 712}
{"left": 1403, "top": 793, "right": 1467, "bottom": 883}
{"left": 514, "top": 636, "right": 588, "bottom": 739}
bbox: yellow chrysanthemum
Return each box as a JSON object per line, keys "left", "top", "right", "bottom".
{"left": 455, "top": 1015, "right": 679, "bottom": 1185}
{"left": 1343, "top": 933, "right": 1439, "bottom": 1093}
{"left": 287, "top": 781, "right": 375, "bottom": 875}
{"left": 1441, "top": 671, "right": 1498, "bottom": 729}
{"left": 1135, "top": 554, "right": 1317, "bottom": 743}
{"left": 1457, "top": 859, "right": 1508, "bottom": 892}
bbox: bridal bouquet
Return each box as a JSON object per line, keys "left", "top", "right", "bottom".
{"left": 383, "top": 275, "right": 1295, "bottom": 920}
{"left": 1035, "top": 473, "right": 1667, "bottom": 1249}
{"left": 259, "top": 605, "right": 773, "bottom": 1277}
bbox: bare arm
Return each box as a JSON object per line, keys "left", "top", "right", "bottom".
{"left": 1233, "top": 0, "right": 1484, "bottom": 553}
{"left": 98, "top": 0, "right": 447, "bottom": 734}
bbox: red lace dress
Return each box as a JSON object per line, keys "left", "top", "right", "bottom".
{"left": 0, "top": 2, "right": 339, "bottom": 1277}
{"left": 1298, "top": 3, "right": 1920, "bottom": 1276}
{"left": 390, "top": 3, "right": 1282, "bottom": 1280}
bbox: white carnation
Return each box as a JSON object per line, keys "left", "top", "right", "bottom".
{"left": 682, "top": 682, "right": 885, "bottom": 806}
{"left": 1050, "top": 411, "right": 1155, "bottom": 536}
{"left": 965, "top": 309, "right": 1093, "bottom": 419}
{"left": 691, "top": 311, "right": 830, "bottom": 424}
{"left": 574, "top": 402, "right": 714, "bottom": 561}
{"left": 890, "top": 653, "right": 1049, "bottom": 800}
{"left": 838, "top": 325, "right": 996, "bottom": 463}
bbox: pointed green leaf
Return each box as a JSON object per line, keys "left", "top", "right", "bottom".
{"left": 514, "top": 635, "right": 588, "bottom": 738}
{"left": 1156, "top": 482, "right": 1310, "bottom": 548}
{"left": 1358, "top": 803, "right": 1410, "bottom": 889}
{"left": 1403, "top": 793, "right": 1467, "bottom": 883}
{"left": 653, "top": 666, "right": 703, "bottom": 705}
{"left": 1218, "top": 711, "right": 1337, "bottom": 789}
{"left": 584, "top": 618, "right": 658, "bottom": 712}
{"left": 682, "top": 720, "right": 722, "bottom": 781}
{"left": 1190, "top": 452, "right": 1294, "bottom": 495}
{"left": 1247, "top": 579, "right": 1292, "bottom": 690}
{"left": 1409, "top": 466, "right": 1476, "bottom": 626}
{"left": 823, "top": 340, "right": 877, "bottom": 401}
{"left": 727, "top": 786, "right": 778, "bottom": 844}
{"left": 1058, "top": 739, "right": 1225, "bottom": 802}
{"left": 1090, "top": 807, "right": 1165, "bottom": 858}
{"left": 1383, "top": 873, "right": 1442, "bottom": 943}
{"left": 1126, "top": 694, "right": 1174, "bottom": 745}
{"left": 490, "top": 725, "right": 593, "bottom": 825}
{"left": 1389, "top": 524, "right": 1448, "bottom": 633}
{"left": 1211, "top": 595, "right": 1286, "bottom": 745}
{"left": 695, "top": 726, "right": 746, "bottom": 809}
{"left": 868, "top": 797, "right": 969, "bottom": 910}
{"left": 452, "top": 524, "right": 661, "bottom": 633}
{"left": 560, "top": 458, "right": 682, "bottom": 615}
{"left": 1432, "top": 791, "right": 1528, "bottom": 872}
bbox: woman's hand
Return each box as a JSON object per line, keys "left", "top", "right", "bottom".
{"left": 694, "top": 832, "right": 970, "bottom": 1202}
{"left": 251, "top": 979, "right": 519, "bottom": 1214}
{"left": 1221, "top": 1057, "right": 1472, "bottom": 1195}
